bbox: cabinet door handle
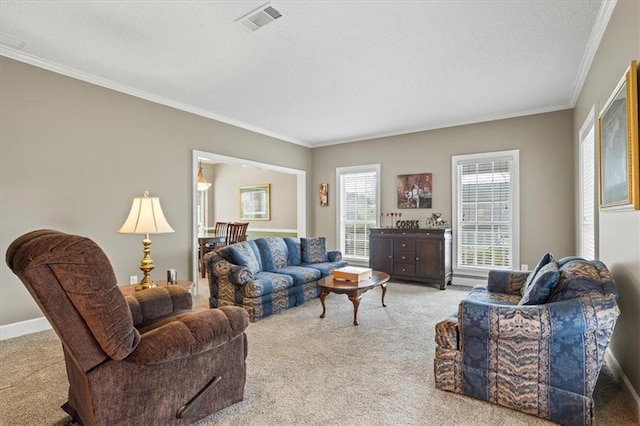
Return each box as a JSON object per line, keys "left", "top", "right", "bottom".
{"left": 402, "top": 243, "right": 405, "bottom": 247}
{"left": 402, "top": 256, "right": 405, "bottom": 260}
{"left": 416, "top": 257, "right": 419, "bottom": 261}
{"left": 388, "top": 255, "right": 392, "bottom": 259}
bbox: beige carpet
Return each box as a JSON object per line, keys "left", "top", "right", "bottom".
{"left": 0, "top": 281, "right": 636, "bottom": 425}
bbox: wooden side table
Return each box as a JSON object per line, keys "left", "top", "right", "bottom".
{"left": 119, "top": 280, "right": 195, "bottom": 297}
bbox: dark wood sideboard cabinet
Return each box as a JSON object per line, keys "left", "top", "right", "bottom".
{"left": 369, "top": 228, "right": 452, "bottom": 290}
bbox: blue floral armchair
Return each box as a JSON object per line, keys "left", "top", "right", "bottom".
{"left": 434, "top": 256, "right": 619, "bottom": 425}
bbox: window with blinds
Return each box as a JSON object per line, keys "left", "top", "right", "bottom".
{"left": 580, "top": 111, "right": 596, "bottom": 260}
{"left": 336, "top": 165, "right": 380, "bottom": 260}
{"left": 452, "top": 151, "right": 519, "bottom": 273}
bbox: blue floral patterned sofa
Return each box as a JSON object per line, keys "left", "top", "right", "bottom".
{"left": 205, "top": 236, "right": 346, "bottom": 322}
{"left": 434, "top": 255, "right": 619, "bottom": 426}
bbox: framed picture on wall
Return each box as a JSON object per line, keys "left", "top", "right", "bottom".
{"left": 598, "top": 60, "right": 639, "bottom": 211}
{"left": 320, "top": 183, "right": 328, "bottom": 206}
{"left": 239, "top": 183, "right": 271, "bottom": 220}
{"left": 397, "top": 173, "right": 432, "bottom": 208}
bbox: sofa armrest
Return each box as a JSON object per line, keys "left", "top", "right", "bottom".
{"left": 229, "top": 265, "right": 254, "bottom": 286}
{"left": 126, "top": 286, "right": 192, "bottom": 326}
{"left": 459, "top": 294, "right": 619, "bottom": 341}
{"left": 486, "top": 269, "right": 530, "bottom": 295}
{"left": 206, "top": 251, "right": 253, "bottom": 286}
{"left": 126, "top": 306, "right": 249, "bottom": 365}
{"left": 435, "top": 312, "right": 459, "bottom": 350}
{"left": 327, "top": 250, "right": 342, "bottom": 262}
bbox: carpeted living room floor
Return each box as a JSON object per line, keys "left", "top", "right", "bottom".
{"left": 0, "top": 280, "right": 636, "bottom": 425}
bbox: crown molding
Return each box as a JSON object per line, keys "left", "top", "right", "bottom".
{"left": 569, "top": 0, "right": 617, "bottom": 106}
{"left": 0, "top": 46, "right": 310, "bottom": 148}
{"left": 311, "top": 104, "right": 573, "bottom": 148}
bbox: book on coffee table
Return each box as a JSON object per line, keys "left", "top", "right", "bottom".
{"left": 333, "top": 266, "right": 373, "bottom": 282}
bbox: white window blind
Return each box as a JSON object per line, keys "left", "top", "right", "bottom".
{"left": 580, "top": 111, "right": 596, "bottom": 259}
{"left": 452, "top": 151, "right": 519, "bottom": 273}
{"left": 336, "top": 165, "right": 380, "bottom": 260}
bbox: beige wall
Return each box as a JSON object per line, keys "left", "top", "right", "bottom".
{"left": 1, "top": 4, "right": 638, "bottom": 413}
{"left": 210, "top": 163, "right": 297, "bottom": 230}
{"left": 312, "top": 110, "right": 576, "bottom": 269}
{"left": 573, "top": 0, "right": 640, "bottom": 410}
{"left": 0, "top": 56, "right": 313, "bottom": 325}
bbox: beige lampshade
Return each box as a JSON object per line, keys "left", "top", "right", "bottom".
{"left": 118, "top": 191, "right": 174, "bottom": 234}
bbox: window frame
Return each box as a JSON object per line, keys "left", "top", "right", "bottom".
{"left": 451, "top": 150, "right": 520, "bottom": 279}
{"left": 335, "top": 164, "right": 381, "bottom": 264}
{"left": 579, "top": 106, "right": 598, "bottom": 260}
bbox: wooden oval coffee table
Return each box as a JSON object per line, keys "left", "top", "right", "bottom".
{"left": 318, "top": 270, "right": 390, "bottom": 326}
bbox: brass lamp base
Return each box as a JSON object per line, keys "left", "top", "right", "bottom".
{"left": 135, "top": 235, "right": 155, "bottom": 291}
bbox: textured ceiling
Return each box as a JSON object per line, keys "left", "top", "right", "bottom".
{"left": 0, "top": 1, "right": 610, "bottom": 147}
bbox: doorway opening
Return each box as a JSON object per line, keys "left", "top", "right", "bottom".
{"left": 191, "top": 150, "right": 306, "bottom": 291}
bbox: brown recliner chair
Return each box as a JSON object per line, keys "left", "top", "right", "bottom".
{"left": 6, "top": 230, "right": 249, "bottom": 425}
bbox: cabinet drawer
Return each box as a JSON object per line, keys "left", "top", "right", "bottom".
{"left": 394, "top": 250, "right": 415, "bottom": 264}
{"left": 394, "top": 239, "right": 415, "bottom": 251}
{"left": 394, "top": 263, "right": 415, "bottom": 276}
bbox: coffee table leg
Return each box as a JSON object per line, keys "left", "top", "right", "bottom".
{"left": 319, "top": 289, "right": 327, "bottom": 319}
{"left": 348, "top": 293, "right": 360, "bottom": 326}
{"left": 381, "top": 283, "right": 387, "bottom": 307}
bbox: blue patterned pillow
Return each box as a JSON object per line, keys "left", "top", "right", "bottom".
{"left": 521, "top": 252, "right": 554, "bottom": 296}
{"left": 226, "top": 241, "right": 261, "bottom": 274}
{"left": 254, "top": 237, "right": 288, "bottom": 270}
{"left": 283, "top": 238, "right": 302, "bottom": 265}
{"left": 519, "top": 260, "right": 560, "bottom": 305}
{"left": 301, "top": 237, "right": 328, "bottom": 263}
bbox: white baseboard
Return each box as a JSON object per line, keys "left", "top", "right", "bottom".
{"left": 451, "top": 275, "right": 483, "bottom": 287}
{"left": 0, "top": 316, "right": 51, "bottom": 341}
{"left": 605, "top": 348, "right": 640, "bottom": 422}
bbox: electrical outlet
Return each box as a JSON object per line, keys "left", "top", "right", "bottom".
{"left": 129, "top": 275, "right": 138, "bottom": 284}
{"left": 521, "top": 264, "right": 529, "bottom": 271}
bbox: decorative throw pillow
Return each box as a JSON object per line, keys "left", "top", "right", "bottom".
{"left": 227, "top": 242, "right": 261, "bottom": 274}
{"left": 519, "top": 260, "right": 560, "bottom": 305}
{"left": 521, "top": 252, "right": 555, "bottom": 296}
{"left": 301, "top": 237, "right": 328, "bottom": 263}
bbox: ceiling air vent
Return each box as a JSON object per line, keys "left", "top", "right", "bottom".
{"left": 236, "top": 3, "right": 282, "bottom": 32}
{"left": 0, "top": 33, "right": 27, "bottom": 50}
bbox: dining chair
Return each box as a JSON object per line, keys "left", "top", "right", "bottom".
{"left": 226, "top": 222, "right": 249, "bottom": 245}
{"left": 212, "top": 221, "right": 229, "bottom": 249}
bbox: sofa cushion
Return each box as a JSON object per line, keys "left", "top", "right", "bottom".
{"left": 272, "top": 265, "right": 322, "bottom": 285}
{"left": 464, "top": 285, "right": 521, "bottom": 305}
{"left": 244, "top": 272, "right": 294, "bottom": 298}
{"left": 302, "top": 260, "right": 347, "bottom": 277}
{"left": 518, "top": 260, "right": 560, "bottom": 305}
{"left": 283, "top": 238, "right": 302, "bottom": 266}
{"left": 301, "top": 237, "right": 328, "bottom": 263}
{"left": 223, "top": 241, "right": 262, "bottom": 274}
{"left": 521, "top": 252, "right": 554, "bottom": 296}
{"left": 254, "top": 237, "right": 289, "bottom": 271}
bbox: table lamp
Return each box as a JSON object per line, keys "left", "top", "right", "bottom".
{"left": 118, "top": 191, "right": 174, "bottom": 290}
